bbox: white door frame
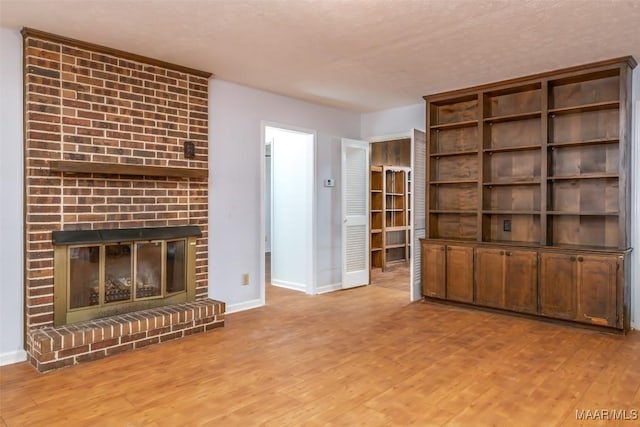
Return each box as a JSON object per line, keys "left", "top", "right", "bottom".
{"left": 260, "top": 121, "right": 317, "bottom": 304}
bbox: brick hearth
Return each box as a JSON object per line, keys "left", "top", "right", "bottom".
{"left": 27, "top": 299, "right": 224, "bottom": 372}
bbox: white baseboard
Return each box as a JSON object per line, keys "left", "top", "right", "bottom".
{"left": 0, "top": 350, "right": 27, "bottom": 366}
{"left": 316, "top": 283, "right": 342, "bottom": 294}
{"left": 225, "top": 298, "right": 264, "bottom": 314}
{"left": 271, "top": 279, "right": 306, "bottom": 293}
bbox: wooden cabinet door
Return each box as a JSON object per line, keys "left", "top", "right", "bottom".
{"left": 475, "top": 248, "right": 505, "bottom": 308}
{"left": 505, "top": 249, "right": 538, "bottom": 314}
{"left": 446, "top": 245, "right": 474, "bottom": 303}
{"left": 421, "top": 243, "right": 446, "bottom": 298}
{"left": 577, "top": 255, "right": 617, "bottom": 327}
{"left": 540, "top": 252, "right": 577, "bottom": 320}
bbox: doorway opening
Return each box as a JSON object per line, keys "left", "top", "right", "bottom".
{"left": 262, "top": 124, "right": 316, "bottom": 302}
{"left": 368, "top": 136, "right": 412, "bottom": 295}
{"left": 368, "top": 129, "right": 426, "bottom": 301}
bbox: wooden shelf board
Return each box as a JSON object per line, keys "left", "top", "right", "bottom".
{"left": 371, "top": 210, "right": 383, "bottom": 213}
{"left": 49, "top": 160, "right": 208, "bottom": 179}
{"left": 548, "top": 101, "right": 619, "bottom": 115}
{"left": 385, "top": 258, "right": 409, "bottom": 265}
{"left": 483, "top": 180, "right": 540, "bottom": 186}
{"left": 548, "top": 138, "right": 619, "bottom": 148}
{"left": 371, "top": 229, "right": 382, "bottom": 233}
{"left": 386, "top": 192, "right": 405, "bottom": 196}
{"left": 430, "top": 210, "right": 477, "bottom": 214}
{"left": 370, "top": 247, "right": 383, "bottom": 251}
{"left": 483, "top": 145, "right": 541, "bottom": 154}
{"left": 370, "top": 189, "right": 382, "bottom": 193}
{"left": 430, "top": 149, "right": 478, "bottom": 158}
{"left": 386, "top": 244, "right": 408, "bottom": 249}
{"left": 430, "top": 120, "right": 478, "bottom": 130}
{"left": 482, "top": 210, "right": 540, "bottom": 215}
{"left": 386, "top": 226, "right": 409, "bottom": 232}
{"left": 484, "top": 111, "right": 541, "bottom": 123}
{"left": 430, "top": 180, "right": 478, "bottom": 185}
{"left": 548, "top": 174, "right": 618, "bottom": 181}
{"left": 547, "top": 211, "right": 619, "bottom": 216}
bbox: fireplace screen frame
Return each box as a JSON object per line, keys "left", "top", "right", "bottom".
{"left": 52, "top": 226, "right": 200, "bottom": 326}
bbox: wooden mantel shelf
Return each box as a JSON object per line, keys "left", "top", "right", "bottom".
{"left": 49, "top": 160, "right": 208, "bottom": 179}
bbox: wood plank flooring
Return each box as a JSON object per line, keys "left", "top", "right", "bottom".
{"left": 2, "top": 281, "right": 639, "bottom": 426}
{"left": 370, "top": 262, "right": 410, "bottom": 293}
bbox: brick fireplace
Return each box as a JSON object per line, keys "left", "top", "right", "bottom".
{"left": 22, "top": 28, "right": 224, "bottom": 372}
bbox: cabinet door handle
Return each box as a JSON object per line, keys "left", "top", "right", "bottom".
{"left": 447, "top": 247, "right": 452, "bottom": 251}
{"left": 577, "top": 256, "right": 583, "bottom": 262}
{"left": 570, "top": 256, "right": 576, "bottom": 262}
{"left": 500, "top": 250, "right": 505, "bottom": 255}
{"left": 440, "top": 246, "right": 445, "bottom": 251}
{"left": 506, "top": 251, "right": 512, "bottom": 256}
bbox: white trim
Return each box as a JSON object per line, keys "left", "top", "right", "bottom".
{"left": 315, "top": 282, "right": 342, "bottom": 294}
{"left": 271, "top": 280, "right": 306, "bottom": 292}
{"left": 225, "top": 299, "right": 264, "bottom": 314}
{"left": 368, "top": 131, "right": 411, "bottom": 143}
{"left": 0, "top": 350, "right": 27, "bottom": 366}
{"left": 259, "top": 125, "right": 267, "bottom": 307}
{"left": 631, "top": 98, "right": 640, "bottom": 330}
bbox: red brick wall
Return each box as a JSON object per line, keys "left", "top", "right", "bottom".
{"left": 23, "top": 29, "right": 210, "bottom": 331}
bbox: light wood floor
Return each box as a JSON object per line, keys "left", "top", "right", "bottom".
{"left": 2, "top": 282, "right": 640, "bottom": 426}
{"left": 370, "top": 262, "right": 410, "bottom": 293}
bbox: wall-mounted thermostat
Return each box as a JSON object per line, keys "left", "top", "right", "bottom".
{"left": 324, "top": 179, "right": 335, "bottom": 187}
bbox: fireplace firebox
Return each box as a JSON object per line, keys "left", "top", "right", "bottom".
{"left": 53, "top": 226, "right": 201, "bottom": 326}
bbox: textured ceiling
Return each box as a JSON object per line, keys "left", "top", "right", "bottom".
{"left": 1, "top": 0, "right": 639, "bottom": 112}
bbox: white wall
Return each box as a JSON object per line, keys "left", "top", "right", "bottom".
{"left": 0, "top": 27, "right": 26, "bottom": 364}
{"left": 361, "top": 103, "right": 425, "bottom": 140}
{"left": 209, "top": 80, "right": 360, "bottom": 311}
{"left": 631, "top": 66, "right": 639, "bottom": 329}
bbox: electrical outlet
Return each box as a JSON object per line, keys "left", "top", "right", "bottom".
{"left": 242, "top": 273, "right": 250, "bottom": 286}
{"left": 503, "top": 219, "right": 512, "bottom": 232}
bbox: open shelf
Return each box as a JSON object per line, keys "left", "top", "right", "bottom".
{"left": 483, "top": 145, "right": 540, "bottom": 154}
{"left": 484, "top": 111, "right": 541, "bottom": 124}
{"left": 430, "top": 120, "right": 478, "bottom": 130}
{"left": 548, "top": 138, "right": 619, "bottom": 148}
{"left": 548, "top": 173, "right": 618, "bottom": 181}
{"left": 424, "top": 57, "right": 630, "bottom": 250}
{"left": 482, "top": 210, "right": 540, "bottom": 215}
{"left": 548, "top": 101, "right": 619, "bottom": 116}
{"left": 547, "top": 211, "right": 618, "bottom": 216}
{"left": 431, "top": 209, "right": 477, "bottom": 214}
{"left": 49, "top": 160, "right": 208, "bottom": 179}
{"left": 430, "top": 149, "right": 478, "bottom": 157}
{"left": 371, "top": 165, "right": 411, "bottom": 271}
{"left": 483, "top": 180, "right": 540, "bottom": 186}
{"left": 430, "top": 180, "right": 478, "bottom": 185}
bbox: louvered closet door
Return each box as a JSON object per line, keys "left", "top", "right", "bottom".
{"left": 411, "top": 129, "right": 426, "bottom": 301}
{"left": 341, "top": 138, "right": 370, "bottom": 289}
